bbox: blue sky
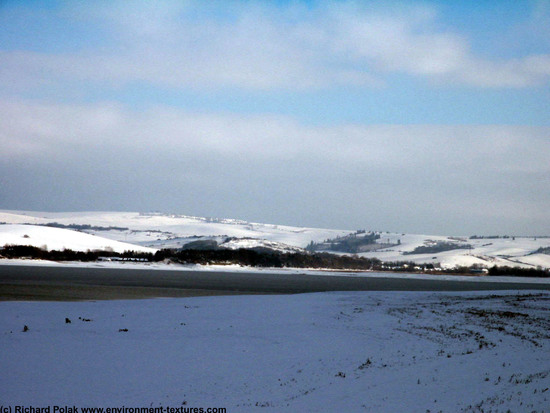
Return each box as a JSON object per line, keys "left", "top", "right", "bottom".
{"left": 1, "top": 0, "right": 549, "bottom": 235}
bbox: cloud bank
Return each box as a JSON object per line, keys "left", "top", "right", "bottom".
{"left": 2, "top": 99, "right": 549, "bottom": 234}
{"left": 1, "top": 1, "right": 549, "bottom": 235}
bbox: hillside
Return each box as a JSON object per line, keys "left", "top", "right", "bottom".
{"left": 0, "top": 224, "right": 155, "bottom": 254}
{"left": 1, "top": 210, "right": 549, "bottom": 270}
{"left": 0, "top": 210, "right": 349, "bottom": 253}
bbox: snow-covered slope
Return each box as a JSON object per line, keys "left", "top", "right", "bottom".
{"left": 356, "top": 232, "right": 550, "bottom": 269}
{"left": 1, "top": 210, "right": 550, "bottom": 269}
{"left": 219, "top": 237, "right": 305, "bottom": 253}
{"left": 0, "top": 224, "right": 156, "bottom": 253}
{"left": 0, "top": 210, "right": 350, "bottom": 250}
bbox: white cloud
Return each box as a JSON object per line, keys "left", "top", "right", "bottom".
{"left": 2, "top": 99, "right": 549, "bottom": 174}
{"left": 2, "top": 98, "right": 549, "bottom": 234}
{"left": 1, "top": 1, "right": 549, "bottom": 92}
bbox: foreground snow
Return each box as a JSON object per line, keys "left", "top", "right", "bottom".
{"left": 1, "top": 291, "right": 549, "bottom": 411}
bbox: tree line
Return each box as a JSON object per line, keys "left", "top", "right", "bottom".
{"left": 1, "top": 244, "right": 548, "bottom": 277}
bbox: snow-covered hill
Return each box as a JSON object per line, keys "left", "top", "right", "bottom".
{"left": 355, "top": 232, "right": 550, "bottom": 270}
{"left": 0, "top": 210, "right": 349, "bottom": 253}
{"left": 1, "top": 210, "right": 549, "bottom": 269}
{"left": 0, "top": 224, "right": 156, "bottom": 254}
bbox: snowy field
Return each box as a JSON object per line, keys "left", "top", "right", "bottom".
{"left": 1, "top": 291, "right": 549, "bottom": 411}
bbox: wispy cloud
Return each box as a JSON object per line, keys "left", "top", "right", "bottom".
{"left": 1, "top": 1, "right": 549, "bottom": 93}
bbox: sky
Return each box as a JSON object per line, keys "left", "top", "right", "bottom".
{"left": 1, "top": 0, "right": 549, "bottom": 236}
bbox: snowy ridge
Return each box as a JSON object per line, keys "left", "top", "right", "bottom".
{"left": 0, "top": 210, "right": 350, "bottom": 249}
{"left": 1, "top": 210, "right": 550, "bottom": 269}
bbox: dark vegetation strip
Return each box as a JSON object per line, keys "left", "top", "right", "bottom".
{"left": 36, "top": 222, "right": 129, "bottom": 231}
{"left": 1, "top": 244, "right": 549, "bottom": 278}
